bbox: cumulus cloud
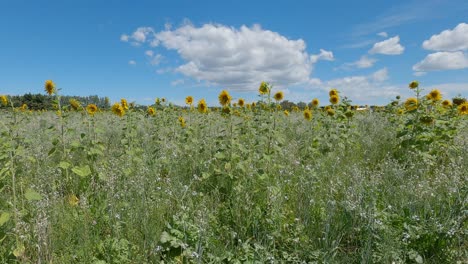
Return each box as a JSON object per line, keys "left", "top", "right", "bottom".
{"left": 145, "top": 50, "right": 154, "bottom": 57}
{"left": 412, "top": 51, "right": 468, "bottom": 71}
{"left": 413, "top": 71, "right": 426, "bottom": 77}
{"left": 422, "top": 23, "right": 468, "bottom": 51}
{"left": 372, "top": 68, "right": 389, "bottom": 82}
{"left": 123, "top": 23, "right": 331, "bottom": 91}
{"left": 377, "top": 32, "right": 388, "bottom": 38}
{"left": 369, "top": 36, "right": 405, "bottom": 55}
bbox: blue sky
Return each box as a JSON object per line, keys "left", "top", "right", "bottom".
{"left": 1, "top": 0, "right": 468, "bottom": 106}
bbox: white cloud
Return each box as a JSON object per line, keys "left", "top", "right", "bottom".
{"left": 377, "top": 32, "right": 388, "bottom": 38}
{"left": 425, "top": 83, "right": 468, "bottom": 97}
{"left": 372, "top": 68, "right": 389, "bottom": 82}
{"left": 128, "top": 60, "right": 136, "bottom": 65}
{"left": 422, "top": 23, "right": 468, "bottom": 51}
{"left": 120, "top": 34, "right": 129, "bottom": 42}
{"left": 145, "top": 50, "right": 154, "bottom": 57}
{"left": 124, "top": 23, "right": 324, "bottom": 91}
{"left": 413, "top": 51, "right": 468, "bottom": 71}
{"left": 149, "top": 54, "right": 163, "bottom": 65}
{"left": 413, "top": 71, "right": 426, "bottom": 76}
{"left": 369, "top": 36, "right": 405, "bottom": 55}
{"left": 310, "top": 49, "right": 334, "bottom": 63}
{"left": 171, "top": 79, "right": 185, "bottom": 86}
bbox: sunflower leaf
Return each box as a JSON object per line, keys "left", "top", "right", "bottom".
{"left": 25, "top": 188, "right": 43, "bottom": 201}
{"left": 0, "top": 212, "right": 11, "bottom": 226}
{"left": 72, "top": 165, "right": 91, "bottom": 177}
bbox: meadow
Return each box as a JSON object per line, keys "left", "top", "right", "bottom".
{"left": 0, "top": 81, "right": 467, "bottom": 263}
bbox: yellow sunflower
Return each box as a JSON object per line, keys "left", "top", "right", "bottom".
{"left": 259, "top": 81, "right": 269, "bottom": 95}
{"left": 20, "top": 104, "right": 28, "bottom": 111}
{"left": 303, "top": 109, "right": 312, "bottom": 121}
{"left": 111, "top": 103, "right": 125, "bottom": 117}
{"left": 147, "top": 106, "right": 156, "bottom": 116}
{"left": 329, "top": 89, "right": 338, "bottom": 97}
{"left": 86, "top": 104, "right": 98, "bottom": 116}
{"left": 426, "top": 89, "right": 442, "bottom": 101}
{"left": 404, "top": 97, "right": 418, "bottom": 111}
{"left": 330, "top": 95, "right": 339, "bottom": 105}
{"left": 409, "top": 81, "right": 419, "bottom": 89}
{"left": 68, "top": 194, "right": 79, "bottom": 207}
{"left": 185, "top": 96, "right": 193, "bottom": 106}
{"left": 197, "top": 99, "right": 208, "bottom": 113}
{"left": 221, "top": 106, "right": 231, "bottom": 115}
{"left": 238, "top": 98, "right": 245, "bottom": 107}
{"left": 311, "top": 98, "right": 319, "bottom": 108}
{"left": 44, "top": 80, "right": 56, "bottom": 95}
{"left": 178, "top": 116, "right": 186, "bottom": 127}
{"left": 274, "top": 91, "right": 284, "bottom": 101}
{"left": 121, "top": 98, "right": 129, "bottom": 110}
{"left": 252, "top": 102, "right": 256, "bottom": 108}
{"left": 218, "top": 90, "right": 232, "bottom": 106}
{"left": 442, "top": 100, "right": 452, "bottom": 108}
{"left": 284, "top": 110, "right": 289, "bottom": 116}
{"left": 458, "top": 102, "right": 468, "bottom": 115}
{"left": 1, "top": 95, "right": 8, "bottom": 106}
{"left": 69, "top": 99, "right": 81, "bottom": 110}
{"left": 327, "top": 108, "right": 335, "bottom": 116}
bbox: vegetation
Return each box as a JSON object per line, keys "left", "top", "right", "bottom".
{"left": 0, "top": 81, "right": 466, "bottom": 263}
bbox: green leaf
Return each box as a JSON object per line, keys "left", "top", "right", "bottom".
{"left": 72, "top": 165, "right": 91, "bottom": 177}
{"left": 58, "top": 161, "right": 71, "bottom": 170}
{"left": 0, "top": 212, "right": 11, "bottom": 226}
{"left": 25, "top": 188, "right": 43, "bottom": 201}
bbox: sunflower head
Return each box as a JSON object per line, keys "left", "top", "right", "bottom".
{"left": 274, "top": 91, "right": 284, "bottom": 101}
{"left": 120, "top": 99, "right": 129, "bottom": 110}
{"left": 442, "top": 99, "right": 452, "bottom": 108}
{"left": 330, "top": 95, "right": 339, "bottom": 105}
{"left": 155, "top": 98, "right": 161, "bottom": 104}
{"left": 178, "top": 116, "right": 186, "bottom": 127}
{"left": 329, "top": 89, "right": 338, "bottom": 97}
{"left": 292, "top": 106, "right": 300, "bottom": 112}
{"left": 44, "top": 80, "right": 56, "bottom": 95}
{"left": 238, "top": 98, "right": 245, "bottom": 107}
{"left": 426, "top": 89, "right": 442, "bottom": 101}
{"left": 303, "top": 109, "right": 312, "bottom": 121}
{"left": 69, "top": 99, "right": 81, "bottom": 110}
{"left": 311, "top": 98, "right": 319, "bottom": 108}
{"left": 397, "top": 109, "right": 405, "bottom": 115}
{"left": 326, "top": 108, "right": 335, "bottom": 116}
{"left": 20, "top": 104, "right": 28, "bottom": 112}
{"left": 111, "top": 103, "right": 125, "bottom": 117}
{"left": 185, "top": 96, "right": 193, "bottom": 106}
{"left": 345, "top": 110, "right": 354, "bottom": 118}
{"left": 147, "top": 106, "right": 156, "bottom": 116}
{"left": 246, "top": 103, "right": 251, "bottom": 110}
{"left": 409, "top": 81, "right": 419, "bottom": 89}
{"left": 197, "top": 99, "right": 208, "bottom": 113}
{"left": 420, "top": 115, "right": 434, "bottom": 125}
{"left": 458, "top": 102, "right": 468, "bottom": 115}
{"left": 284, "top": 110, "right": 289, "bottom": 116}
{"left": 252, "top": 102, "right": 256, "bottom": 108}
{"left": 86, "top": 104, "right": 98, "bottom": 116}
{"left": 221, "top": 106, "right": 231, "bottom": 115}
{"left": 218, "top": 90, "right": 232, "bottom": 106}
{"left": 452, "top": 97, "right": 466, "bottom": 106}
{"left": 259, "top": 81, "right": 270, "bottom": 95}
{"left": 1, "top": 95, "right": 8, "bottom": 106}
{"left": 404, "top": 97, "right": 418, "bottom": 111}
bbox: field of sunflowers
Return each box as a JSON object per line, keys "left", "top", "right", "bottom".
{"left": 0, "top": 80, "right": 467, "bottom": 263}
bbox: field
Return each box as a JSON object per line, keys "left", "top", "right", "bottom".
{"left": 0, "top": 84, "right": 467, "bottom": 263}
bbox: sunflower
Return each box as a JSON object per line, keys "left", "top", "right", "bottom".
{"left": 426, "top": 89, "right": 442, "bottom": 101}
{"left": 218, "top": 90, "right": 232, "bottom": 106}
{"left": 329, "top": 89, "right": 338, "bottom": 97}
{"left": 147, "top": 106, "right": 156, "bottom": 116}
{"left": 221, "top": 106, "right": 231, "bottom": 115}
{"left": 1, "top": 95, "right": 8, "bottom": 106}
{"left": 238, "top": 98, "right": 245, "bottom": 107}
{"left": 69, "top": 99, "right": 81, "bottom": 110}
{"left": 274, "top": 91, "right": 284, "bottom": 101}
{"left": 345, "top": 110, "right": 354, "bottom": 118}
{"left": 161, "top": 98, "right": 166, "bottom": 103}
{"left": 458, "top": 102, "right": 468, "bottom": 115}
{"left": 327, "top": 108, "right": 335, "bottom": 116}
{"left": 259, "top": 81, "right": 269, "bottom": 95}
{"left": 233, "top": 110, "right": 241, "bottom": 116}
{"left": 397, "top": 109, "right": 405, "bottom": 115}
{"left": 86, "top": 104, "right": 98, "bottom": 116}
{"left": 284, "top": 110, "right": 289, "bottom": 116}
{"left": 178, "top": 116, "right": 186, "bottom": 127}
{"left": 185, "top": 96, "right": 193, "bottom": 106}
{"left": 442, "top": 100, "right": 452, "bottom": 108}
{"left": 330, "top": 95, "right": 339, "bottom": 105}
{"left": 303, "top": 109, "right": 312, "bottom": 121}
{"left": 197, "top": 99, "right": 208, "bottom": 113}
{"left": 68, "top": 194, "right": 79, "bottom": 207}
{"left": 111, "top": 103, "right": 125, "bottom": 117}
{"left": 420, "top": 115, "right": 434, "bottom": 125}
{"left": 404, "top": 97, "right": 418, "bottom": 111}
{"left": 252, "top": 102, "right": 256, "bottom": 108}
{"left": 155, "top": 98, "right": 161, "bottom": 104}
{"left": 121, "top": 99, "right": 129, "bottom": 110}
{"left": 20, "top": 104, "right": 28, "bottom": 111}
{"left": 409, "top": 81, "right": 419, "bottom": 89}
{"left": 324, "top": 105, "right": 331, "bottom": 111}
{"left": 246, "top": 103, "right": 251, "bottom": 110}
{"left": 44, "top": 80, "right": 56, "bottom": 95}
{"left": 311, "top": 98, "right": 319, "bottom": 108}
{"left": 292, "top": 106, "right": 300, "bottom": 112}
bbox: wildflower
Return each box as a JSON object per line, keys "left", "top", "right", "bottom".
{"left": 233, "top": 103, "right": 237, "bottom": 107}
{"left": 426, "top": 89, "right": 442, "bottom": 101}
{"left": 185, "top": 96, "right": 193, "bottom": 106}
{"left": 458, "top": 102, "right": 468, "bottom": 115}
{"left": 121, "top": 99, "right": 129, "bottom": 110}
{"left": 238, "top": 98, "right": 245, "bottom": 107}
{"left": 221, "top": 106, "right": 231, "bottom": 115}
{"left": 246, "top": 103, "right": 251, "bottom": 110}
{"left": 233, "top": 110, "right": 241, "bottom": 116}
{"left": 329, "top": 95, "right": 339, "bottom": 105}
{"left": 274, "top": 91, "right": 284, "bottom": 101}
{"left": 147, "top": 106, "right": 156, "bottom": 116}
{"left": 20, "top": 104, "right": 28, "bottom": 111}
{"left": 292, "top": 106, "right": 300, "bottom": 112}
{"left": 276, "top": 105, "right": 282, "bottom": 111}
{"left": 397, "top": 109, "right": 404, "bottom": 115}
{"left": 409, "top": 81, "right": 419, "bottom": 89}
{"left": 311, "top": 98, "right": 319, "bottom": 108}
{"left": 324, "top": 105, "right": 332, "bottom": 111}
{"left": 69, "top": 99, "right": 81, "bottom": 110}
{"left": 44, "top": 80, "right": 56, "bottom": 95}
{"left": 284, "top": 110, "right": 289, "bottom": 116}
{"left": 68, "top": 194, "right": 79, "bottom": 207}
{"left": 327, "top": 108, "right": 335, "bottom": 116}
{"left": 303, "top": 109, "right": 312, "bottom": 121}
{"left": 86, "top": 104, "right": 98, "bottom": 116}
{"left": 442, "top": 100, "right": 452, "bottom": 108}
{"left": 178, "top": 116, "right": 186, "bottom": 127}
{"left": 111, "top": 103, "right": 125, "bottom": 117}
{"left": 197, "top": 99, "right": 208, "bottom": 113}
{"left": 1, "top": 95, "right": 8, "bottom": 106}
{"left": 404, "top": 97, "right": 418, "bottom": 111}
{"left": 329, "top": 89, "right": 338, "bottom": 97}
{"left": 259, "top": 81, "right": 269, "bottom": 95}
{"left": 218, "top": 90, "right": 232, "bottom": 106}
